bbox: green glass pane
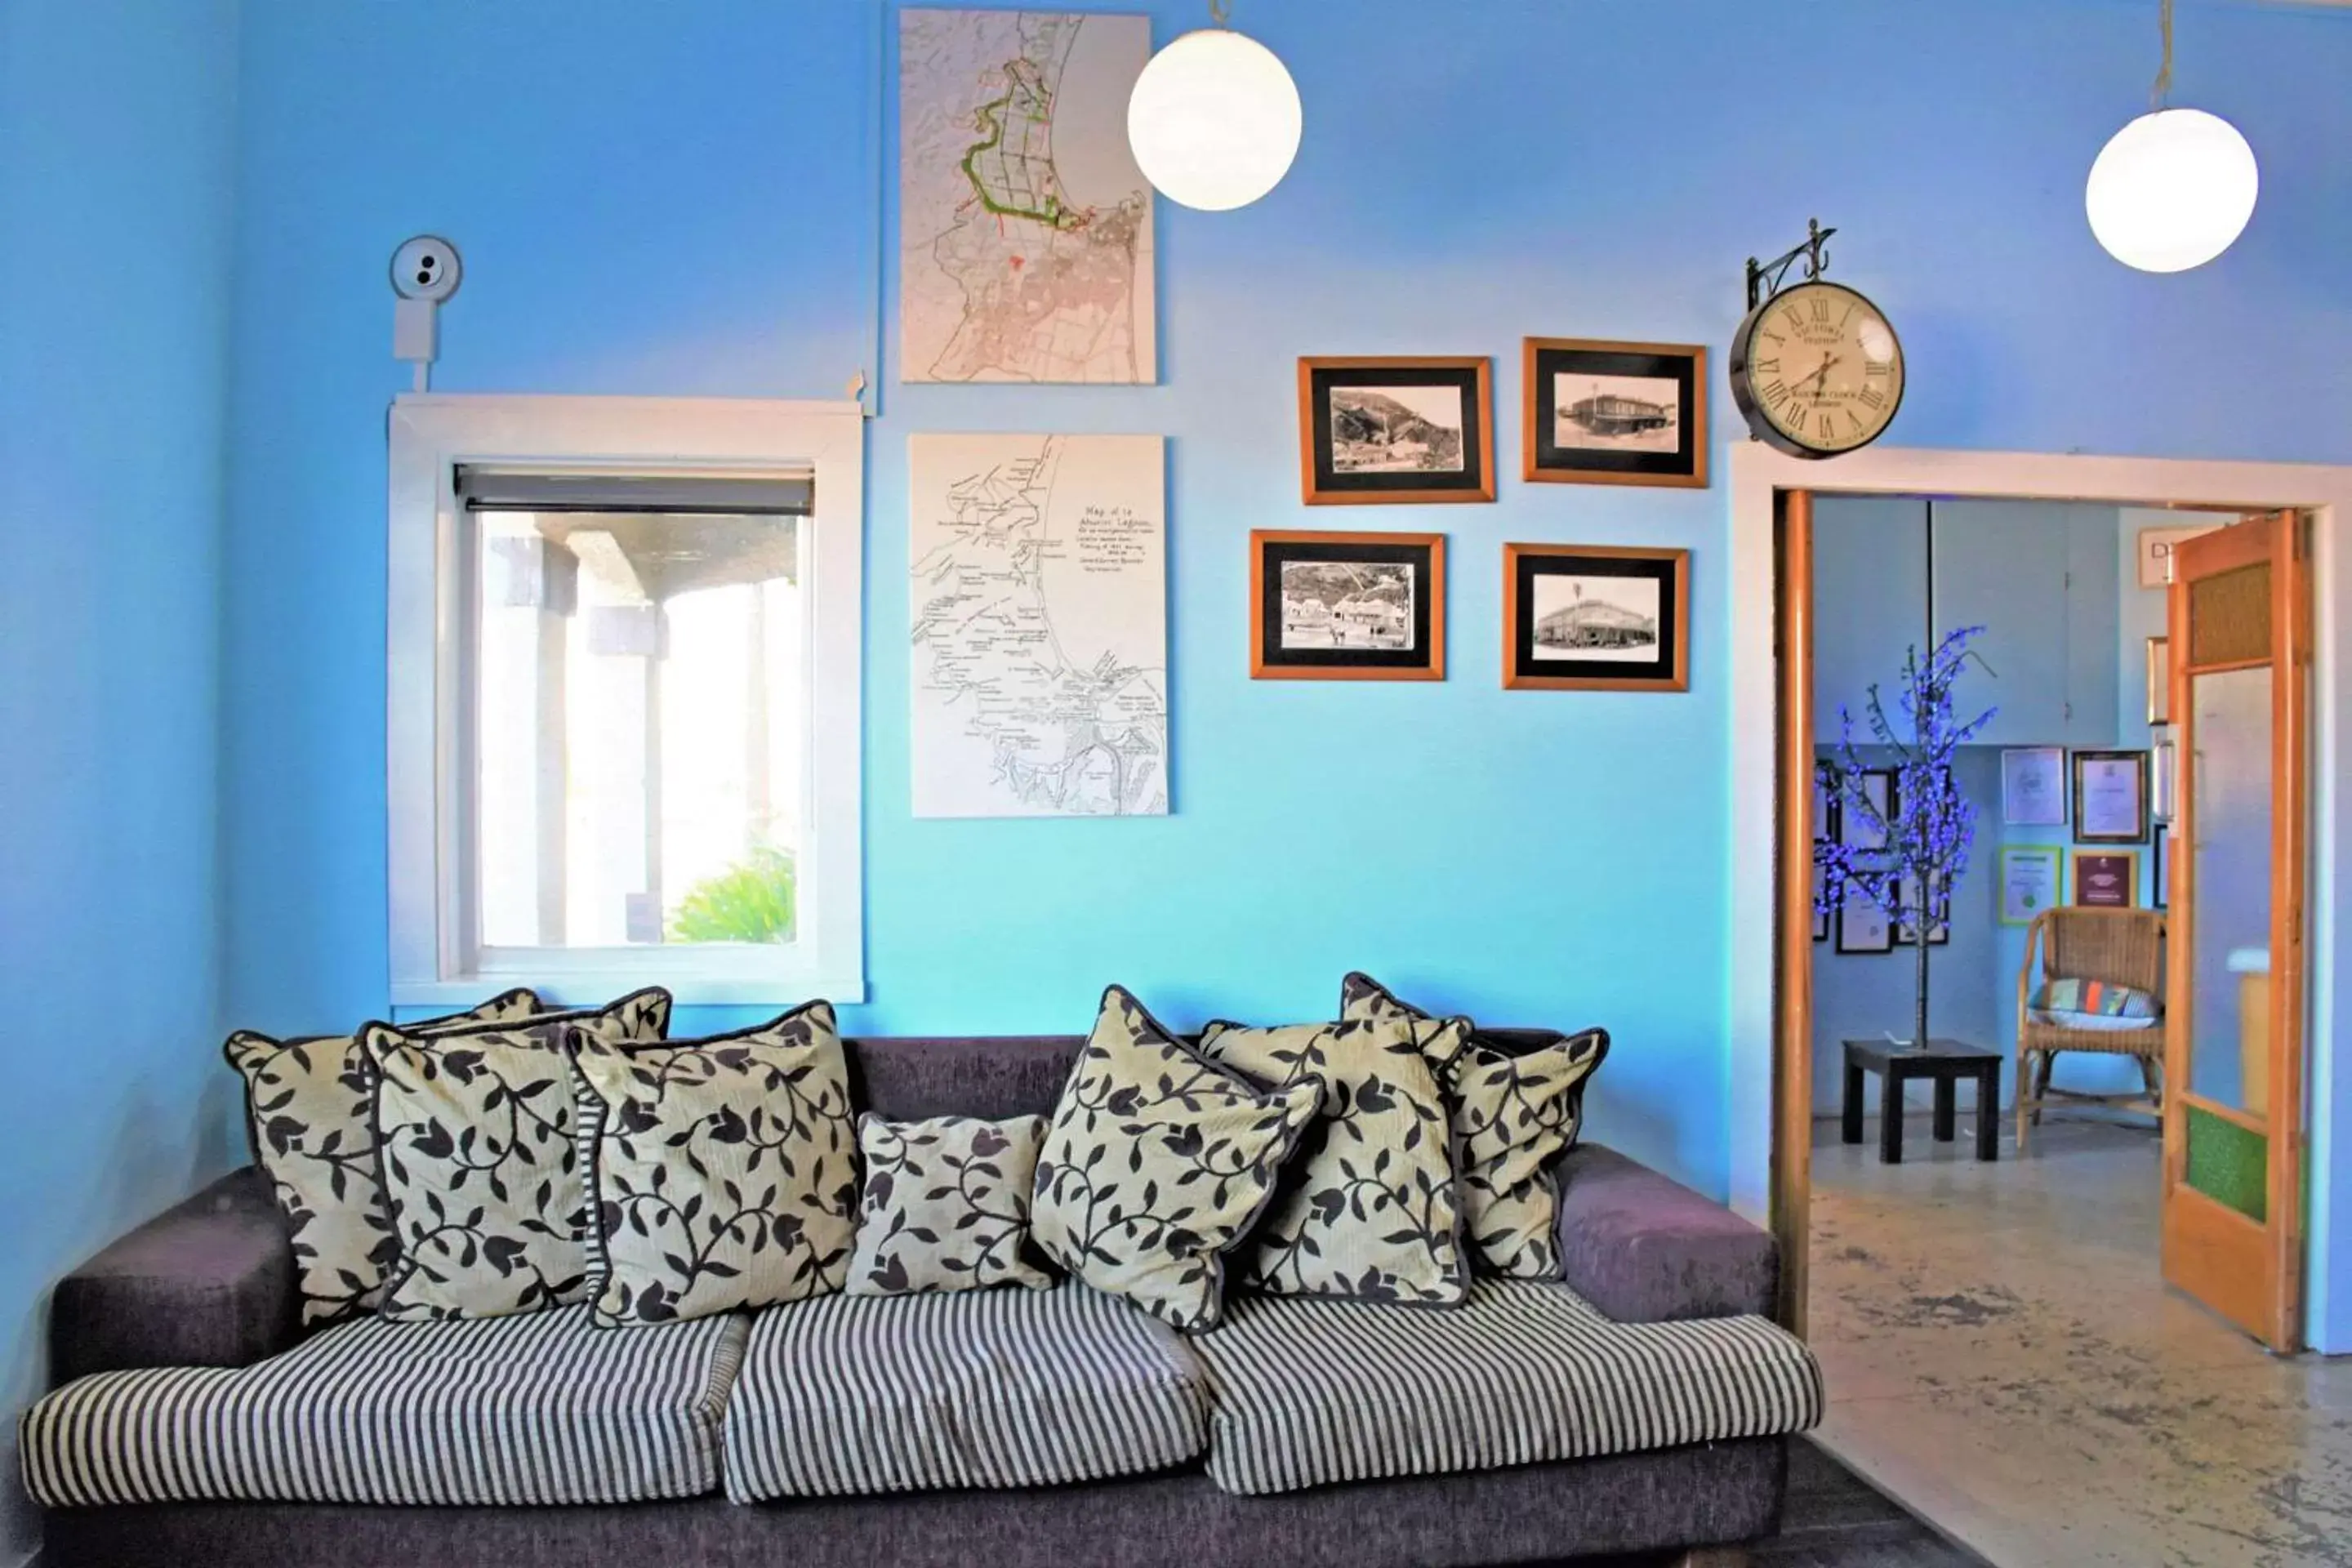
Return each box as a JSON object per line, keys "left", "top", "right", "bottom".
{"left": 2186, "top": 1105, "right": 2267, "bottom": 1223}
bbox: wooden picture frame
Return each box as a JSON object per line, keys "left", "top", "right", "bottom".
{"left": 2070, "top": 848, "right": 2141, "bottom": 909}
{"left": 2147, "top": 635, "right": 2172, "bottom": 726}
{"left": 2072, "top": 749, "right": 2151, "bottom": 843}
{"left": 1298, "top": 357, "right": 1494, "bottom": 505}
{"left": 1501, "top": 543, "right": 1690, "bottom": 693}
{"left": 1248, "top": 530, "right": 1446, "bottom": 681}
{"left": 1522, "top": 337, "right": 1708, "bottom": 488}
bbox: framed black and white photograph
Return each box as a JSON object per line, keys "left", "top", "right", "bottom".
{"left": 1814, "top": 760, "right": 1840, "bottom": 845}
{"left": 1837, "top": 897, "right": 1895, "bottom": 956}
{"left": 2073, "top": 749, "right": 2150, "bottom": 844}
{"left": 1522, "top": 338, "right": 1707, "bottom": 488}
{"left": 1502, "top": 543, "right": 1689, "bottom": 693}
{"left": 1249, "top": 530, "right": 1445, "bottom": 680}
{"left": 1298, "top": 357, "right": 1494, "bottom": 505}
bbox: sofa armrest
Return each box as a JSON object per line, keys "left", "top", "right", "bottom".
{"left": 50, "top": 1166, "right": 299, "bottom": 1385}
{"left": 1553, "top": 1144, "right": 1778, "bottom": 1323}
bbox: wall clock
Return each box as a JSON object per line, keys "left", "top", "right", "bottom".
{"left": 1727, "top": 220, "right": 1904, "bottom": 460}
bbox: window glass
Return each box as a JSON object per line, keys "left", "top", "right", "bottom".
{"left": 474, "top": 510, "right": 805, "bottom": 950}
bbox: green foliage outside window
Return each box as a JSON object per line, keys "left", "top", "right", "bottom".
{"left": 669, "top": 846, "right": 795, "bottom": 945}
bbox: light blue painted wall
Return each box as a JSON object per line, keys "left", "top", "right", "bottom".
{"left": 214, "top": 0, "right": 2352, "bottom": 1214}
{"left": 0, "top": 1, "right": 242, "bottom": 1557}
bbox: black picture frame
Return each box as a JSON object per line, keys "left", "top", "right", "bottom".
{"left": 1843, "top": 768, "right": 1897, "bottom": 854}
{"left": 2071, "top": 749, "right": 2151, "bottom": 844}
{"left": 1501, "top": 543, "right": 1690, "bottom": 693}
{"left": 1836, "top": 898, "right": 1895, "bottom": 956}
{"left": 1895, "top": 872, "right": 1951, "bottom": 947}
{"left": 1522, "top": 338, "right": 1708, "bottom": 488}
{"left": 1298, "top": 357, "right": 1494, "bottom": 505}
{"left": 1812, "top": 860, "right": 1831, "bottom": 942}
{"left": 1814, "top": 760, "right": 1840, "bottom": 845}
{"left": 1248, "top": 530, "right": 1446, "bottom": 681}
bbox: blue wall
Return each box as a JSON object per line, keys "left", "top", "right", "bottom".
{"left": 214, "top": 0, "right": 2352, "bottom": 1212}
{"left": 0, "top": 1, "right": 241, "bottom": 1558}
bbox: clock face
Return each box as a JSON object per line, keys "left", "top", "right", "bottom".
{"left": 1735, "top": 282, "right": 1904, "bottom": 456}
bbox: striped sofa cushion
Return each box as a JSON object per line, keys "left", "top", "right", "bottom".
{"left": 723, "top": 1281, "right": 1209, "bottom": 1501}
{"left": 22, "top": 1305, "right": 746, "bottom": 1508}
{"left": 1192, "top": 1280, "right": 1824, "bottom": 1496}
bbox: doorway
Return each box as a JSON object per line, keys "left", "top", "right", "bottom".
{"left": 1729, "top": 447, "right": 2352, "bottom": 1564}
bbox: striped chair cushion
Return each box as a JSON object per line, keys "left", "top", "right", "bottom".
{"left": 22, "top": 1305, "right": 746, "bottom": 1508}
{"left": 1192, "top": 1280, "right": 1824, "bottom": 1496}
{"left": 723, "top": 1281, "right": 1209, "bottom": 1501}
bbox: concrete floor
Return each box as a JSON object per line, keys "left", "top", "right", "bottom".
{"left": 1809, "top": 1112, "right": 2352, "bottom": 1568}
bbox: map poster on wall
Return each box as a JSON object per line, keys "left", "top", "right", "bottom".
{"left": 909, "top": 434, "right": 1169, "bottom": 818}
{"left": 899, "top": 10, "right": 1156, "bottom": 385}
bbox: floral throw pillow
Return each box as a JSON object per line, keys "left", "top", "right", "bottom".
{"left": 1340, "top": 973, "right": 1609, "bottom": 1280}
{"left": 573, "top": 1002, "right": 860, "bottom": 1327}
{"left": 363, "top": 988, "right": 671, "bottom": 1322}
{"left": 848, "top": 1114, "right": 1054, "bottom": 1295}
{"left": 1031, "top": 987, "right": 1321, "bottom": 1334}
{"left": 1197, "top": 1017, "right": 1466, "bottom": 1305}
{"left": 223, "top": 988, "right": 543, "bottom": 1326}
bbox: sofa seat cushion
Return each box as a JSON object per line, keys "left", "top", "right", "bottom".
{"left": 22, "top": 1304, "right": 746, "bottom": 1508}
{"left": 722, "top": 1281, "right": 1209, "bottom": 1501}
{"left": 1189, "top": 1280, "right": 1824, "bottom": 1496}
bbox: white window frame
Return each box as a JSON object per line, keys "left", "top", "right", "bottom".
{"left": 387, "top": 394, "right": 865, "bottom": 1008}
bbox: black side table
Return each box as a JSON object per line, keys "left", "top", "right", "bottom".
{"left": 1840, "top": 1038, "right": 2003, "bottom": 1164}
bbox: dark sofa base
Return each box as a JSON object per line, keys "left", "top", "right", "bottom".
{"left": 42, "top": 1437, "right": 1783, "bottom": 1568}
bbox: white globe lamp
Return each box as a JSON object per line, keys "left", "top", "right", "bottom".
{"left": 1126, "top": 24, "right": 1302, "bottom": 212}
{"left": 2086, "top": 107, "right": 2258, "bottom": 273}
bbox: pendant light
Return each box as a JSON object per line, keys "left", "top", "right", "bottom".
{"left": 1126, "top": 0, "right": 1301, "bottom": 212}
{"left": 2085, "top": 0, "right": 2257, "bottom": 273}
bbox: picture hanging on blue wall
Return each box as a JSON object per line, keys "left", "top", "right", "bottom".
{"left": 1521, "top": 337, "right": 1708, "bottom": 489}
{"left": 1298, "top": 357, "right": 1494, "bottom": 505}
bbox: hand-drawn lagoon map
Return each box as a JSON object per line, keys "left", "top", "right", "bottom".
{"left": 909, "top": 434, "right": 1169, "bottom": 817}
{"left": 899, "top": 10, "right": 1156, "bottom": 384}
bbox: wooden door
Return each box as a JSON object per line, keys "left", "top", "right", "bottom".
{"left": 2160, "top": 510, "right": 2310, "bottom": 1352}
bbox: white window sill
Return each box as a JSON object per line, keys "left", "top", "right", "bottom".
{"left": 390, "top": 974, "right": 867, "bottom": 1011}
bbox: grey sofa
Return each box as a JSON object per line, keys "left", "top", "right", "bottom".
{"left": 28, "top": 1031, "right": 1817, "bottom": 1567}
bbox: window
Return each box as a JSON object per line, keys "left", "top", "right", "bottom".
{"left": 387, "top": 397, "right": 864, "bottom": 1006}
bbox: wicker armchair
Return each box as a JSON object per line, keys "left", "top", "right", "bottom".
{"left": 2015, "top": 906, "right": 2168, "bottom": 1153}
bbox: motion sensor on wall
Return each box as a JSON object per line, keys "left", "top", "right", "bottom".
{"left": 390, "top": 236, "right": 461, "bottom": 304}
{"left": 390, "top": 235, "right": 461, "bottom": 388}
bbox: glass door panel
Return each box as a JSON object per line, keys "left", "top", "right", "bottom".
{"left": 2183, "top": 665, "right": 2272, "bottom": 1221}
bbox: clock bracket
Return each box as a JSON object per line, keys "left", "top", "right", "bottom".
{"left": 1744, "top": 218, "right": 1838, "bottom": 313}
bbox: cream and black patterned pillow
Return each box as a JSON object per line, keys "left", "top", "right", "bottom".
{"left": 363, "top": 988, "right": 671, "bottom": 1322}
{"left": 1197, "top": 1017, "right": 1465, "bottom": 1305}
{"left": 1340, "top": 973, "right": 1609, "bottom": 1279}
{"left": 224, "top": 989, "right": 542, "bottom": 1326}
{"left": 848, "top": 1114, "right": 1054, "bottom": 1295}
{"left": 574, "top": 1001, "right": 859, "bottom": 1327}
{"left": 1031, "top": 987, "right": 1321, "bottom": 1334}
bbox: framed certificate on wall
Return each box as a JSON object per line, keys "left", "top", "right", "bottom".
{"left": 2072, "top": 750, "right": 2150, "bottom": 844}
{"left": 2071, "top": 849, "right": 2141, "bottom": 909}
{"left": 2002, "top": 746, "right": 2065, "bottom": 827}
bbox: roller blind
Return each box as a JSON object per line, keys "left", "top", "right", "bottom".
{"left": 455, "top": 466, "right": 814, "bottom": 516}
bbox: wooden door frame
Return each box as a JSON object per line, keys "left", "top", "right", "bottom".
{"left": 1727, "top": 445, "right": 2352, "bottom": 1348}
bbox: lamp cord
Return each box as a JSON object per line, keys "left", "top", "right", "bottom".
{"left": 2152, "top": 0, "right": 2174, "bottom": 109}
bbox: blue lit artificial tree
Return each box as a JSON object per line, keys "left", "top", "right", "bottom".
{"left": 1815, "top": 626, "right": 1997, "bottom": 1050}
